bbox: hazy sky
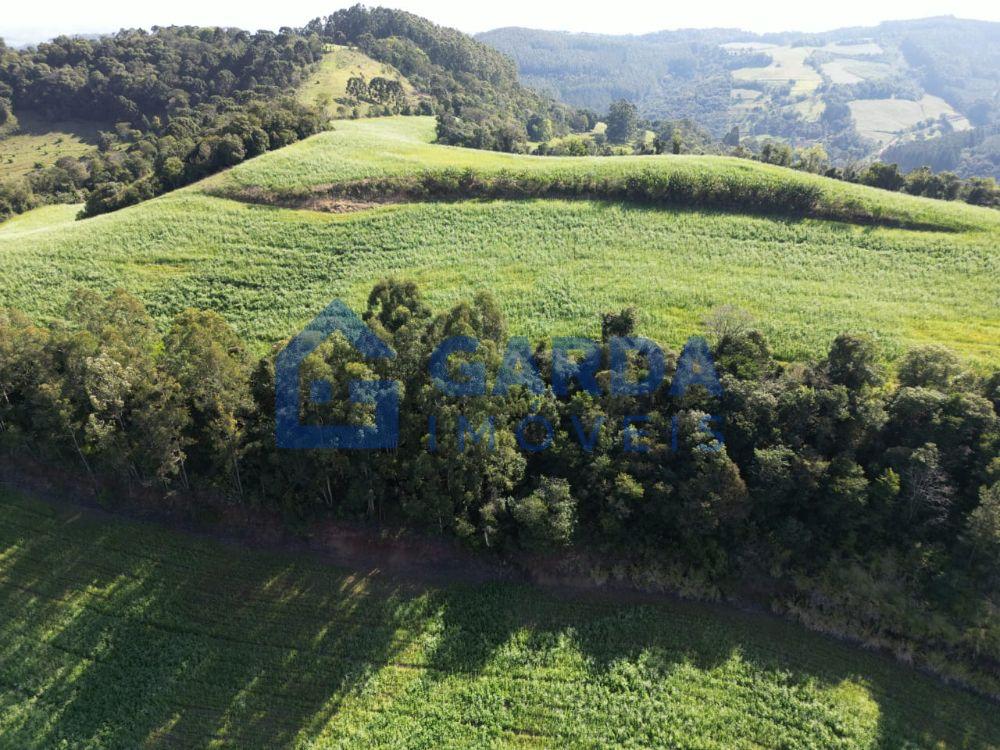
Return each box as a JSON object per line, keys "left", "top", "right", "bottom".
{"left": 3, "top": 0, "right": 999, "bottom": 46}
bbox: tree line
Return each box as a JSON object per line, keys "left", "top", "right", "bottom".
{"left": 1, "top": 281, "right": 998, "bottom": 693}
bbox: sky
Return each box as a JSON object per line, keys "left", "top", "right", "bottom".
{"left": 2, "top": 0, "right": 999, "bottom": 46}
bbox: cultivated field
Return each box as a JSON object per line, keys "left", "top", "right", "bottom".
{"left": 849, "top": 95, "right": 971, "bottom": 145}
{"left": 821, "top": 60, "right": 893, "bottom": 85}
{"left": 730, "top": 46, "right": 823, "bottom": 95}
{"left": 1, "top": 490, "right": 998, "bottom": 748}
{"left": 2, "top": 117, "right": 998, "bottom": 364}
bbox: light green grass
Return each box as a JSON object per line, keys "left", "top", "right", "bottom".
{"left": 2, "top": 116, "right": 998, "bottom": 365}
{"left": 0, "top": 112, "right": 102, "bottom": 180}
{"left": 0, "top": 202, "right": 82, "bottom": 235}
{"left": 1, "top": 189, "right": 997, "bottom": 364}
{"left": 2, "top": 489, "right": 998, "bottom": 748}
{"left": 296, "top": 44, "right": 416, "bottom": 119}
{"left": 207, "top": 117, "right": 1000, "bottom": 233}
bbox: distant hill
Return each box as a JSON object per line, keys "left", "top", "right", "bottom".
{"left": 882, "top": 122, "right": 1000, "bottom": 180}
{"left": 0, "top": 7, "right": 575, "bottom": 221}
{"left": 478, "top": 17, "right": 1000, "bottom": 167}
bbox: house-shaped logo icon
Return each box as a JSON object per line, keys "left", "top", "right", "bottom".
{"left": 275, "top": 299, "right": 398, "bottom": 450}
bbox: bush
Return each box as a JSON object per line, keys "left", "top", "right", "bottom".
{"left": 512, "top": 477, "right": 577, "bottom": 550}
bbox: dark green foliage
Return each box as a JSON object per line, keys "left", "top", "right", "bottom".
{"left": 511, "top": 476, "right": 577, "bottom": 550}
{"left": 0, "top": 27, "right": 326, "bottom": 218}
{"left": 301, "top": 165, "right": 827, "bottom": 219}
{"left": 858, "top": 162, "right": 905, "bottom": 192}
{"left": 0, "top": 176, "right": 34, "bottom": 220}
{"left": 605, "top": 99, "right": 638, "bottom": 145}
{"left": 1, "top": 281, "right": 998, "bottom": 692}
{"left": 883, "top": 124, "right": 1000, "bottom": 182}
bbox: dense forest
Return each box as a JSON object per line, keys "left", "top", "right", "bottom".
{"left": 475, "top": 27, "right": 755, "bottom": 135}
{"left": 0, "top": 27, "right": 327, "bottom": 218}
{"left": 883, "top": 124, "right": 1000, "bottom": 181}
{"left": 1, "top": 281, "right": 998, "bottom": 694}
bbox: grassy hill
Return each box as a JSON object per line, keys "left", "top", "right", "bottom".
{"left": 2, "top": 489, "right": 998, "bottom": 748}
{"left": 295, "top": 44, "right": 418, "bottom": 120}
{"left": 1, "top": 116, "right": 997, "bottom": 365}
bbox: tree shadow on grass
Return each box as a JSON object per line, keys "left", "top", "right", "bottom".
{"left": 419, "top": 581, "right": 1000, "bottom": 748}
{"left": 1, "top": 493, "right": 998, "bottom": 748}
{"left": 0, "top": 494, "right": 433, "bottom": 748}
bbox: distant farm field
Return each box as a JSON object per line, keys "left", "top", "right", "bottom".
{"left": 731, "top": 46, "right": 822, "bottom": 95}
{"left": 849, "top": 95, "right": 971, "bottom": 145}
{"left": 1, "top": 117, "right": 998, "bottom": 365}
{"left": 2, "top": 490, "right": 998, "bottom": 748}
{"left": 821, "top": 60, "right": 893, "bottom": 85}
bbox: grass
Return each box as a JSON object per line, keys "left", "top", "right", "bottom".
{"left": 0, "top": 111, "right": 102, "bottom": 180}
{"left": 0, "top": 202, "right": 82, "bottom": 235}
{"left": 2, "top": 116, "right": 999, "bottom": 365}
{"left": 295, "top": 44, "right": 417, "bottom": 119}
{"left": 206, "top": 117, "right": 1000, "bottom": 232}
{"left": 1, "top": 191, "right": 998, "bottom": 364}
{"left": 2, "top": 489, "right": 998, "bottom": 748}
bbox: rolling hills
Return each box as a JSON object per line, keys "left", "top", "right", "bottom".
{"left": 478, "top": 18, "right": 1000, "bottom": 163}
{"left": 2, "top": 488, "right": 999, "bottom": 748}
{"left": 1, "top": 116, "right": 998, "bottom": 365}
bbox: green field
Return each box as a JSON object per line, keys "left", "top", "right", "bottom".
{"left": 2, "top": 489, "right": 998, "bottom": 748}
{"left": 1, "top": 116, "right": 998, "bottom": 364}
{"left": 207, "top": 118, "right": 999, "bottom": 232}
{"left": 296, "top": 45, "right": 417, "bottom": 119}
{"left": 0, "top": 111, "right": 102, "bottom": 180}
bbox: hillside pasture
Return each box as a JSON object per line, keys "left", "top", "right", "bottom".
{"left": 296, "top": 44, "right": 417, "bottom": 119}
{"left": 731, "top": 46, "right": 823, "bottom": 96}
{"left": 821, "top": 60, "right": 893, "bottom": 85}
{"left": 2, "top": 117, "right": 998, "bottom": 365}
{"left": 207, "top": 117, "right": 1000, "bottom": 233}
{"left": 1, "top": 189, "right": 998, "bottom": 365}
